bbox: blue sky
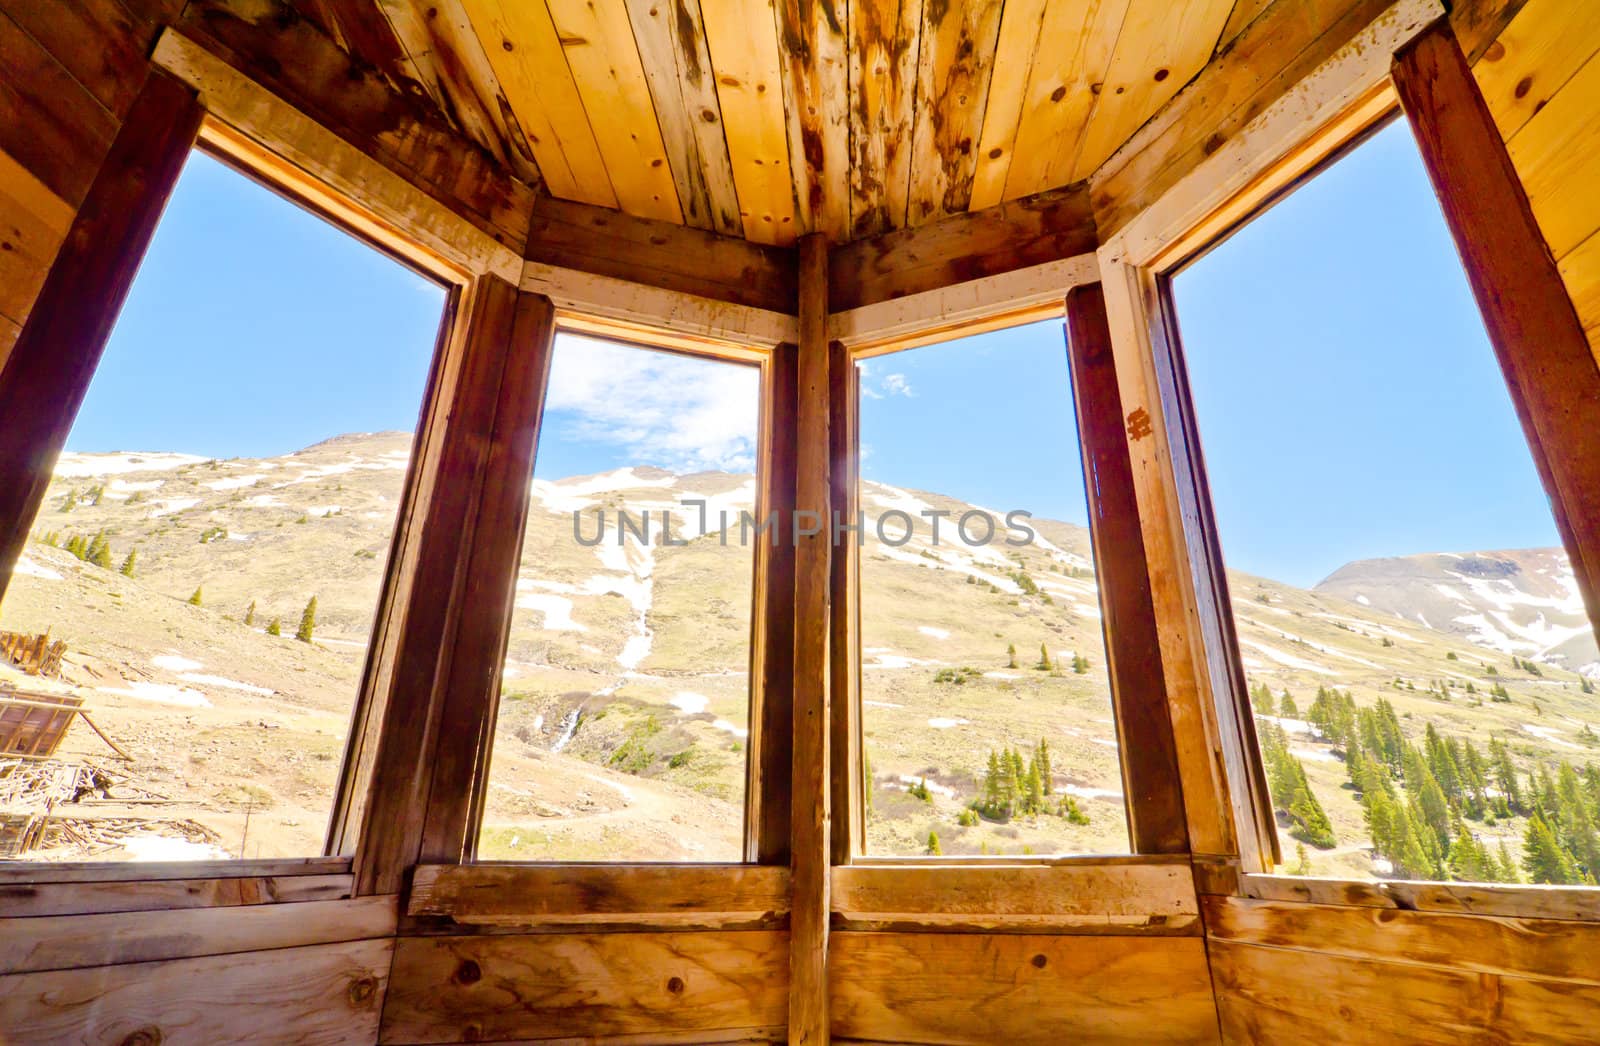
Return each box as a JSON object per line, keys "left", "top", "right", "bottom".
{"left": 73, "top": 126, "right": 1557, "bottom": 587}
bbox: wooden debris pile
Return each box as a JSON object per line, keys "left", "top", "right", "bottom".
{"left": 0, "top": 756, "right": 218, "bottom": 858}
{"left": 0, "top": 629, "right": 67, "bottom": 677}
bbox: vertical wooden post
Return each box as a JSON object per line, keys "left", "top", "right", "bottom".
{"left": 1393, "top": 21, "right": 1600, "bottom": 646}
{"left": 0, "top": 71, "right": 201, "bottom": 605}
{"left": 828, "top": 339, "right": 861, "bottom": 865}
{"left": 1064, "top": 284, "right": 1189, "bottom": 854}
{"left": 754, "top": 342, "right": 798, "bottom": 863}
{"left": 790, "top": 233, "right": 832, "bottom": 1045}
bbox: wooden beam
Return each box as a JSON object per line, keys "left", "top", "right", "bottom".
{"left": 1065, "top": 284, "right": 1189, "bottom": 855}
{"left": 789, "top": 233, "right": 832, "bottom": 1046}
{"left": 828, "top": 338, "right": 861, "bottom": 864}
{"left": 754, "top": 342, "right": 799, "bottom": 863}
{"left": 0, "top": 70, "right": 200, "bottom": 609}
{"left": 0, "top": 873, "right": 351, "bottom": 919}
{"left": 1239, "top": 872, "right": 1600, "bottom": 922}
{"left": 828, "top": 183, "right": 1097, "bottom": 313}
{"left": 1392, "top": 20, "right": 1600, "bottom": 655}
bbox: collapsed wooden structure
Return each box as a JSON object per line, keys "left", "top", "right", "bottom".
{"left": 1, "top": 0, "right": 1599, "bottom": 1041}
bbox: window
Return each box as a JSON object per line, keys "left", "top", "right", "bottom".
{"left": 0, "top": 151, "right": 445, "bottom": 862}
{"left": 1172, "top": 122, "right": 1598, "bottom": 885}
{"left": 475, "top": 333, "right": 761, "bottom": 862}
{"left": 855, "top": 322, "right": 1131, "bottom": 856}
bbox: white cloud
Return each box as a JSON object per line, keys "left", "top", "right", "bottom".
{"left": 544, "top": 334, "right": 759, "bottom": 473}
{"left": 882, "top": 373, "right": 914, "bottom": 397}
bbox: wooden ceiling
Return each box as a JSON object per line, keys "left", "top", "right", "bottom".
{"left": 285, "top": 0, "right": 1266, "bottom": 247}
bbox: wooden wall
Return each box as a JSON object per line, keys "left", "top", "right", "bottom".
{"left": 1472, "top": 0, "right": 1600, "bottom": 364}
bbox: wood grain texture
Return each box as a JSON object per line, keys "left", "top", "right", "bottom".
{"left": 828, "top": 338, "right": 861, "bottom": 863}
{"left": 2, "top": 0, "right": 158, "bottom": 119}
{"left": 829, "top": 183, "right": 1096, "bottom": 312}
{"left": 0, "top": 70, "right": 200, "bottom": 612}
{"left": 0, "top": 895, "right": 397, "bottom": 974}
{"left": 1394, "top": 21, "right": 1600, "bottom": 681}
{"left": 0, "top": 938, "right": 392, "bottom": 1044}
{"left": 1504, "top": 43, "right": 1600, "bottom": 262}
{"left": 965, "top": 0, "right": 1047, "bottom": 211}
{"left": 1240, "top": 872, "right": 1600, "bottom": 921}
{"left": 755, "top": 341, "right": 799, "bottom": 862}
{"left": 1066, "top": 282, "right": 1190, "bottom": 855}
{"left": 847, "top": 0, "right": 919, "bottom": 237}
{"left": 1470, "top": 0, "right": 1600, "bottom": 141}
{"left": 777, "top": 0, "right": 850, "bottom": 239}
{"left": 0, "top": 873, "right": 352, "bottom": 918}
{"left": 380, "top": 931, "right": 789, "bottom": 1044}
{"left": 624, "top": 0, "right": 743, "bottom": 235}
{"left": 0, "top": 146, "right": 74, "bottom": 330}
{"left": 830, "top": 932, "right": 1220, "bottom": 1044}
{"left": 407, "top": 864, "right": 789, "bottom": 927}
{"left": 906, "top": 0, "right": 1004, "bottom": 225}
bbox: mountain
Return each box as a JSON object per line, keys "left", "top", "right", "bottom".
{"left": 1316, "top": 549, "right": 1597, "bottom": 673}
{"left": 2, "top": 433, "right": 1596, "bottom": 882}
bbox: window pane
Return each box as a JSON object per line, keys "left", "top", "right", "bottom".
{"left": 476, "top": 334, "right": 759, "bottom": 862}
{"left": 1173, "top": 122, "right": 1598, "bottom": 885}
{"left": 857, "top": 323, "right": 1131, "bottom": 856}
{"left": 0, "top": 152, "right": 445, "bottom": 862}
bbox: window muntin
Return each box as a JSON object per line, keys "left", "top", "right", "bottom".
{"left": 475, "top": 333, "right": 760, "bottom": 862}
{"left": 0, "top": 151, "right": 445, "bottom": 862}
{"left": 855, "top": 322, "right": 1132, "bottom": 857}
{"left": 1172, "top": 122, "right": 1598, "bottom": 886}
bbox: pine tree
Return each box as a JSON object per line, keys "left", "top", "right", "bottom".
{"left": 118, "top": 550, "right": 136, "bottom": 577}
{"left": 266, "top": 618, "right": 281, "bottom": 636}
{"left": 1035, "top": 739, "right": 1053, "bottom": 796}
{"left": 1036, "top": 643, "right": 1052, "bottom": 671}
{"left": 188, "top": 587, "right": 203, "bottom": 607}
{"left": 296, "top": 596, "right": 318, "bottom": 643}
{"left": 244, "top": 600, "right": 257, "bottom": 627}
{"left": 1007, "top": 643, "right": 1018, "bottom": 669}
{"left": 1279, "top": 690, "right": 1298, "bottom": 718}
{"left": 1292, "top": 842, "right": 1312, "bottom": 876}
{"left": 1072, "top": 652, "right": 1089, "bottom": 674}
{"left": 926, "top": 831, "right": 941, "bottom": 855}
{"left": 1523, "top": 813, "right": 1579, "bottom": 884}
{"left": 59, "top": 489, "right": 77, "bottom": 512}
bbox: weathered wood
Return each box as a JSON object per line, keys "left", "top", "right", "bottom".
{"left": 380, "top": 931, "right": 790, "bottom": 1044}
{"left": 525, "top": 195, "right": 798, "bottom": 315}
{"left": 830, "top": 932, "right": 1220, "bottom": 1044}
{"left": 906, "top": 0, "right": 1004, "bottom": 225}
{"left": 1448, "top": 0, "right": 1532, "bottom": 63}
{"left": 1394, "top": 20, "right": 1600, "bottom": 662}
{"left": 0, "top": 873, "right": 352, "bottom": 919}
{"left": 0, "top": 70, "right": 200, "bottom": 611}
{"left": 1240, "top": 872, "right": 1600, "bottom": 921}
{"left": 0, "top": 938, "right": 392, "bottom": 1042}
{"left": 0, "top": 855, "right": 351, "bottom": 885}
{"left": 1470, "top": 0, "right": 1599, "bottom": 140}
{"left": 0, "top": 895, "right": 397, "bottom": 975}
{"left": 407, "top": 864, "right": 790, "bottom": 928}
{"left": 828, "top": 337, "right": 861, "bottom": 864}
{"left": 847, "top": 0, "right": 918, "bottom": 238}
{"left": 789, "top": 233, "right": 832, "bottom": 1046}
{"left": 754, "top": 341, "right": 799, "bottom": 863}
{"left": 830, "top": 183, "right": 1097, "bottom": 313}
{"left": 419, "top": 291, "right": 556, "bottom": 864}
{"left": 0, "top": 148, "right": 68, "bottom": 330}
{"left": 3, "top": 0, "right": 160, "bottom": 119}
{"left": 776, "top": 0, "right": 850, "bottom": 239}
{"left": 354, "top": 275, "right": 523, "bottom": 896}
{"left": 1066, "top": 282, "right": 1190, "bottom": 855}
{"left": 831, "top": 863, "right": 1199, "bottom": 932}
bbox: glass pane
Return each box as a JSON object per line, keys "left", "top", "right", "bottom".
{"left": 857, "top": 322, "right": 1132, "bottom": 856}
{"left": 0, "top": 152, "right": 445, "bottom": 862}
{"left": 1172, "top": 122, "right": 1598, "bottom": 885}
{"left": 477, "top": 334, "right": 759, "bottom": 862}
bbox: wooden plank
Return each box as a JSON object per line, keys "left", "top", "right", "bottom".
{"left": 0, "top": 855, "right": 351, "bottom": 885}
{"left": 847, "top": 0, "right": 919, "bottom": 238}
{"left": 0, "top": 70, "right": 199, "bottom": 610}
{"left": 1211, "top": 937, "right": 1600, "bottom": 1044}
{"left": 181, "top": 0, "right": 535, "bottom": 251}
{"left": 1505, "top": 45, "right": 1600, "bottom": 262}
{"left": 828, "top": 338, "right": 861, "bottom": 864}
{"left": 776, "top": 0, "right": 850, "bottom": 239}
{"left": 0, "top": 938, "right": 392, "bottom": 1042}
{"left": 1559, "top": 228, "right": 1600, "bottom": 341}
{"left": 789, "top": 233, "right": 832, "bottom": 1046}
{"left": 1448, "top": 0, "right": 1533, "bottom": 64}
{"left": 419, "top": 291, "right": 557, "bottom": 864}
{"left": 1065, "top": 283, "right": 1190, "bottom": 855}
{"left": 0, "top": 895, "right": 397, "bottom": 975}
{"left": 4, "top": 0, "right": 158, "bottom": 119}
{"left": 966, "top": 0, "right": 1048, "bottom": 212}
{"left": 1470, "top": 0, "right": 1600, "bottom": 140}
{"left": 0, "top": 873, "right": 352, "bottom": 918}
{"left": 701, "top": 0, "right": 799, "bottom": 244}
{"left": 0, "top": 7, "right": 121, "bottom": 207}
{"left": 832, "top": 864, "right": 1198, "bottom": 931}
{"left": 1240, "top": 872, "right": 1600, "bottom": 921}
{"left": 1204, "top": 896, "right": 1600, "bottom": 986}
{"left": 754, "top": 342, "right": 799, "bottom": 862}
{"left": 906, "top": 0, "right": 1005, "bottom": 225}
{"left": 543, "top": 0, "right": 682, "bottom": 223}
{"left": 353, "top": 276, "right": 522, "bottom": 896}
{"left": 1217, "top": 0, "right": 1276, "bottom": 51}
{"left": 1072, "top": 0, "right": 1236, "bottom": 182}
{"left": 829, "top": 182, "right": 1096, "bottom": 313}
{"left": 407, "top": 864, "right": 789, "bottom": 926}
{"left": 829, "top": 932, "right": 1219, "bottom": 1044}
{"left": 380, "top": 931, "right": 789, "bottom": 1044}
{"left": 623, "top": 0, "right": 743, "bottom": 235}
{"left": 526, "top": 195, "right": 798, "bottom": 314}
{"left": 1395, "top": 22, "right": 1600, "bottom": 674}
{"left": 458, "top": 0, "right": 616, "bottom": 207}
{"left": 0, "top": 147, "right": 74, "bottom": 329}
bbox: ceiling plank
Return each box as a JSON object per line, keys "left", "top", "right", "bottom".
{"left": 968, "top": 0, "right": 1050, "bottom": 211}
{"left": 776, "top": 0, "right": 851, "bottom": 239}
{"left": 701, "top": 0, "right": 799, "bottom": 244}
{"left": 544, "top": 0, "right": 682, "bottom": 223}
{"left": 1215, "top": 0, "right": 1275, "bottom": 54}
{"left": 1472, "top": 0, "right": 1600, "bottom": 141}
{"left": 906, "top": 0, "right": 1005, "bottom": 225}
{"left": 847, "top": 0, "right": 920, "bottom": 238}
{"left": 1002, "top": 0, "right": 1127, "bottom": 203}
{"left": 622, "top": 0, "right": 743, "bottom": 236}
{"left": 459, "top": 0, "right": 618, "bottom": 208}
{"left": 1071, "top": 0, "right": 1235, "bottom": 181}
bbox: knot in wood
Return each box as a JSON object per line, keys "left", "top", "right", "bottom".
{"left": 348, "top": 975, "right": 379, "bottom": 1005}
{"left": 667, "top": 975, "right": 686, "bottom": 994}
{"left": 454, "top": 959, "right": 483, "bottom": 985}
{"left": 118, "top": 1028, "right": 162, "bottom": 1046}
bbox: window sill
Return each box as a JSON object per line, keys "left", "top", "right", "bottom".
{"left": 1238, "top": 871, "right": 1600, "bottom": 922}
{"left": 0, "top": 856, "right": 354, "bottom": 918}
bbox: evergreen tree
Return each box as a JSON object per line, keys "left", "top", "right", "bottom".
{"left": 245, "top": 600, "right": 257, "bottom": 627}
{"left": 927, "top": 831, "right": 941, "bottom": 856}
{"left": 119, "top": 550, "right": 136, "bottom": 577}
{"left": 1279, "top": 690, "right": 1299, "bottom": 718}
{"left": 1071, "top": 652, "right": 1089, "bottom": 674}
{"left": 296, "top": 596, "right": 318, "bottom": 643}
{"left": 1250, "top": 681, "right": 1275, "bottom": 715}
{"left": 1007, "top": 643, "right": 1018, "bottom": 669}
{"left": 59, "top": 489, "right": 77, "bottom": 512}
{"left": 1036, "top": 643, "right": 1052, "bottom": 671}
{"left": 1292, "top": 842, "right": 1312, "bottom": 877}
{"left": 266, "top": 618, "right": 281, "bottom": 636}
{"left": 1523, "top": 813, "right": 1579, "bottom": 884}
{"left": 188, "top": 587, "right": 203, "bottom": 607}
{"left": 1035, "top": 739, "right": 1053, "bottom": 796}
